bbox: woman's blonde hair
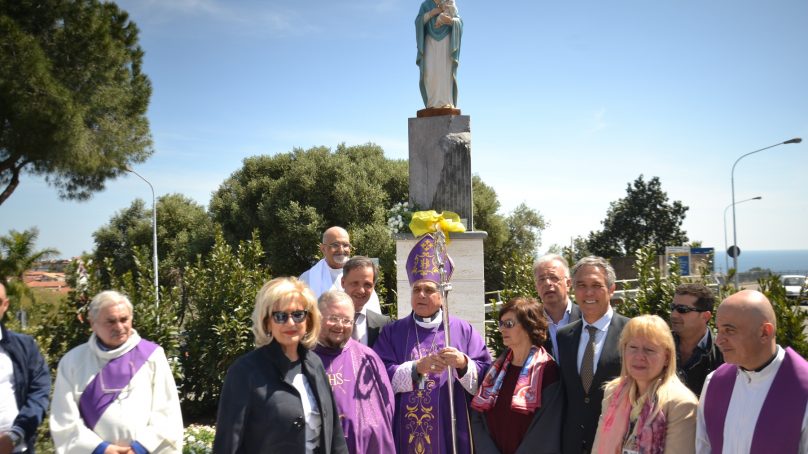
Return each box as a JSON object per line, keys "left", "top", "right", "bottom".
{"left": 605, "top": 314, "right": 692, "bottom": 411}
{"left": 251, "top": 277, "right": 321, "bottom": 349}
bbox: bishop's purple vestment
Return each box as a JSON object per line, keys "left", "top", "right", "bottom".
{"left": 315, "top": 339, "right": 395, "bottom": 454}
{"left": 373, "top": 314, "right": 492, "bottom": 454}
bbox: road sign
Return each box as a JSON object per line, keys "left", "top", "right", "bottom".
{"left": 727, "top": 245, "right": 741, "bottom": 258}
{"left": 666, "top": 246, "right": 691, "bottom": 276}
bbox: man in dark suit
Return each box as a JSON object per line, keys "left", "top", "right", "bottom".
{"left": 342, "top": 256, "right": 391, "bottom": 348}
{"left": 556, "top": 256, "right": 630, "bottom": 454}
{"left": 534, "top": 253, "right": 581, "bottom": 359}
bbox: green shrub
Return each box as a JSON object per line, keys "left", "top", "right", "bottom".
{"left": 615, "top": 244, "right": 681, "bottom": 319}
{"left": 179, "top": 230, "right": 270, "bottom": 418}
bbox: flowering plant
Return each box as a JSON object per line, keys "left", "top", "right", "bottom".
{"left": 386, "top": 201, "right": 414, "bottom": 235}
{"left": 183, "top": 424, "right": 215, "bottom": 454}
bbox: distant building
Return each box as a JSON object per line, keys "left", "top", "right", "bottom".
{"left": 23, "top": 270, "right": 70, "bottom": 294}
{"left": 31, "top": 259, "right": 72, "bottom": 273}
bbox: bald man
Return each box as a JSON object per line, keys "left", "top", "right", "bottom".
{"left": 300, "top": 226, "right": 381, "bottom": 313}
{"left": 696, "top": 290, "right": 808, "bottom": 453}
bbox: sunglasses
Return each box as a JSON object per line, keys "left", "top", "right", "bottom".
{"left": 670, "top": 304, "right": 707, "bottom": 314}
{"left": 498, "top": 319, "right": 517, "bottom": 329}
{"left": 271, "top": 310, "right": 309, "bottom": 324}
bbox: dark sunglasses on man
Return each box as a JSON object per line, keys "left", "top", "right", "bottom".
{"left": 670, "top": 304, "right": 707, "bottom": 314}
{"left": 271, "top": 310, "right": 309, "bottom": 324}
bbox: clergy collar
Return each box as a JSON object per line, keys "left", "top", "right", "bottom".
{"left": 413, "top": 309, "right": 443, "bottom": 328}
{"left": 741, "top": 347, "right": 779, "bottom": 373}
{"left": 738, "top": 345, "right": 784, "bottom": 382}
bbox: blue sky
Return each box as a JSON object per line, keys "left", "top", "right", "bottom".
{"left": 3, "top": 0, "right": 807, "bottom": 272}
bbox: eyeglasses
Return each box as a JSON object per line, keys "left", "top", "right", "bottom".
{"left": 498, "top": 319, "right": 517, "bottom": 329}
{"left": 536, "top": 275, "right": 562, "bottom": 284}
{"left": 670, "top": 304, "right": 707, "bottom": 314}
{"left": 325, "top": 315, "right": 354, "bottom": 326}
{"left": 412, "top": 284, "right": 439, "bottom": 295}
{"left": 326, "top": 242, "right": 352, "bottom": 251}
{"left": 271, "top": 310, "right": 309, "bottom": 324}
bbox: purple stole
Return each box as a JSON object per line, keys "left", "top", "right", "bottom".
{"left": 79, "top": 339, "right": 159, "bottom": 429}
{"left": 704, "top": 347, "right": 808, "bottom": 453}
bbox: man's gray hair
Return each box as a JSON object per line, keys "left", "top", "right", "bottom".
{"left": 318, "top": 290, "right": 353, "bottom": 313}
{"left": 533, "top": 253, "right": 570, "bottom": 278}
{"left": 88, "top": 290, "right": 133, "bottom": 321}
{"left": 342, "top": 256, "right": 378, "bottom": 282}
{"left": 572, "top": 256, "right": 616, "bottom": 288}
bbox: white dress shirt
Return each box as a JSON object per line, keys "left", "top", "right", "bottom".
{"left": 0, "top": 343, "right": 19, "bottom": 433}
{"left": 352, "top": 306, "right": 369, "bottom": 345}
{"left": 576, "top": 306, "right": 615, "bottom": 376}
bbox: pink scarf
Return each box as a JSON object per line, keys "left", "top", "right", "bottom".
{"left": 595, "top": 379, "right": 667, "bottom": 454}
{"left": 471, "top": 345, "right": 551, "bottom": 414}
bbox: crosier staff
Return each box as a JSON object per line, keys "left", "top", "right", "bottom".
{"left": 434, "top": 228, "right": 458, "bottom": 454}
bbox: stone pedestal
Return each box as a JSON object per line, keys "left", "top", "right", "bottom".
{"left": 395, "top": 231, "right": 487, "bottom": 335}
{"left": 408, "top": 115, "right": 473, "bottom": 229}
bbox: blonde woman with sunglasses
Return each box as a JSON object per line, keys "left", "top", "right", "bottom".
{"left": 214, "top": 277, "right": 348, "bottom": 454}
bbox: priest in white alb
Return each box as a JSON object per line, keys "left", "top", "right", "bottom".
{"left": 300, "top": 226, "right": 381, "bottom": 313}
{"left": 50, "top": 291, "right": 183, "bottom": 454}
{"left": 696, "top": 289, "right": 808, "bottom": 453}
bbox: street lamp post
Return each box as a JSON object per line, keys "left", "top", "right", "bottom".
{"left": 723, "top": 196, "right": 761, "bottom": 274}
{"left": 731, "top": 137, "right": 802, "bottom": 287}
{"left": 126, "top": 167, "right": 160, "bottom": 309}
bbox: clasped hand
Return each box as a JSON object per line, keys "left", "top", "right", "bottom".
{"left": 417, "top": 347, "right": 467, "bottom": 375}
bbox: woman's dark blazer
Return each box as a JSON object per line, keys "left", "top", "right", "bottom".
{"left": 470, "top": 364, "right": 563, "bottom": 454}
{"left": 213, "top": 340, "right": 349, "bottom": 454}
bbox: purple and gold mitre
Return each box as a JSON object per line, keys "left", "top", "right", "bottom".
{"left": 406, "top": 233, "right": 454, "bottom": 285}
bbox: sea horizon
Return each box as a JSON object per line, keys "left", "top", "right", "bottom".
{"left": 714, "top": 249, "right": 808, "bottom": 275}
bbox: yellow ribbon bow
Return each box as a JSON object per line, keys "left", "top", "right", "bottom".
{"left": 409, "top": 210, "right": 466, "bottom": 242}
